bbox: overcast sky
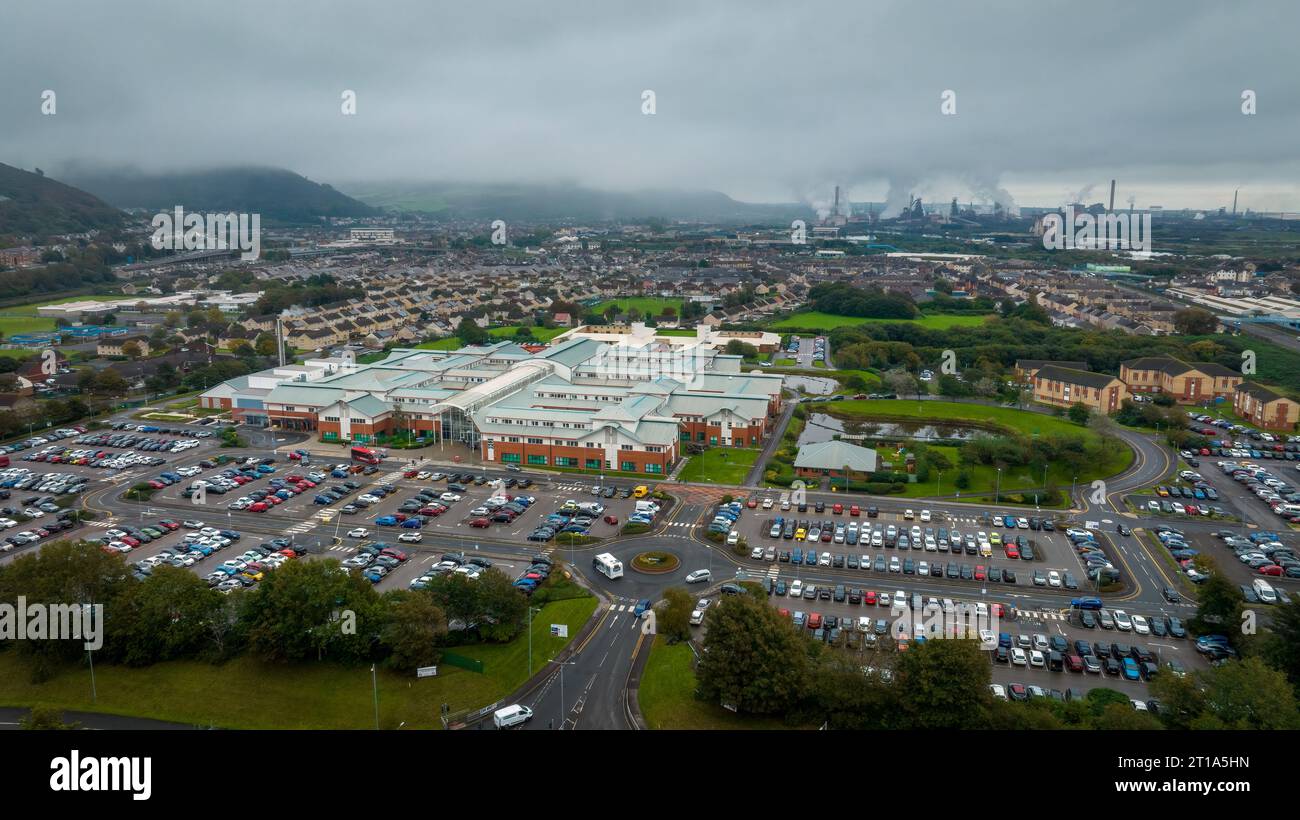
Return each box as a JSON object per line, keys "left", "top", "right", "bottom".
{"left": 3, "top": 0, "right": 1298, "bottom": 212}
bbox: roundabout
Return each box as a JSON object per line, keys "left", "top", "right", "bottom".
{"left": 630, "top": 550, "right": 681, "bottom": 574}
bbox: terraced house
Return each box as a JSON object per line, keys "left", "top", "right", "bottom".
{"left": 200, "top": 335, "right": 784, "bottom": 475}
{"left": 1118, "top": 356, "right": 1242, "bottom": 403}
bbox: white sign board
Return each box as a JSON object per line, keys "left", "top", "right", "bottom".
{"left": 550, "top": 624, "right": 568, "bottom": 638}
{"left": 417, "top": 665, "right": 438, "bottom": 678}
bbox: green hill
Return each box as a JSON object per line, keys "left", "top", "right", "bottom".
{"left": 64, "top": 165, "right": 379, "bottom": 224}
{"left": 0, "top": 163, "right": 125, "bottom": 238}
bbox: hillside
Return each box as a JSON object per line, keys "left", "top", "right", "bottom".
{"left": 63, "top": 166, "right": 379, "bottom": 224}
{"left": 0, "top": 163, "right": 125, "bottom": 238}
{"left": 345, "top": 181, "right": 810, "bottom": 224}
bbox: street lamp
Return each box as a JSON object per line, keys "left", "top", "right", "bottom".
{"left": 370, "top": 663, "right": 380, "bottom": 730}
{"left": 527, "top": 605, "right": 543, "bottom": 676}
{"left": 994, "top": 467, "right": 1002, "bottom": 504}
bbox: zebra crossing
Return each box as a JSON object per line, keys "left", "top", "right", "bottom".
{"left": 285, "top": 520, "right": 318, "bottom": 535}
{"left": 82, "top": 519, "right": 114, "bottom": 528}
{"left": 327, "top": 543, "right": 355, "bottom": 553}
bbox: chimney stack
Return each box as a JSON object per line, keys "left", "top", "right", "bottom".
{"left": 1109, "top": 179, "right": 1116, "bottom": 211}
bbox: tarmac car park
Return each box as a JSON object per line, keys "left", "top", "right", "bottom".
{"left": 730, "top": 495, "right": 1093, "bottom": 594}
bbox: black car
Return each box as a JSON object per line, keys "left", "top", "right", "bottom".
{"left": 719, "top": 583, "right": 743, "bottom": 596}
{"left": 814, "top": 501, "right": 825, "bottom": 513}
{"left": 995, "top": 646, "right": 1009, "bottom": 663}
{"left": 1116, "top": 524, "right": 1131, "bottom": 536}
{"left": 1003, "top": 569, "right": 1017, "bottom": 584}
{"left": 1162, "top": 586, "right": 1180, "bottom": 603}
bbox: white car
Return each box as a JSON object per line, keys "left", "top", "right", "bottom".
{"left": 416, "top": 471, "right": 431, "bottom": 480}
{"left": 347, "top": 528, "right": 370, "bottom": 538}
{"left": 749, "top": 545, "right": 763, "bottom": 559}
{"left": 398, "top": 532, "right": 423, "bottom": 543}
{"left": 761, "top": 498, "right": 773, "bottom": 509}
{"left": 1029, "top": 650, "right": 1046, "bottom": 668}
{"left": 440, "top": 492, "right": 461, "bottom": 503}
{"left": 1047, "top": 570, "right": 1062, "bottom": 588}
{"left": 904, "top": 509, "right": 915, "bottom": 520}
{"left": 989, "top": 684, "right": 1008, "bottom": 700}
{"left": 685, "top": 569, "right": 711, "bottom": 584}
{"left": 919, "top": 509, "right": 931, "bottom": 522}
{"left": 727, "top": 531, "right": 741, "bottom": 546}
{"left": 1131, "top": 614, "right": 1151, "bottom": 635}
{"left": 689, "top": 610, "right": 704, "bottom": 626}
{"left": 1113, "top": 610, "right": 1133, "bottom": 631}
{"left": 696, "top": 598, "right": 711, "bottom": 610}
{"left": 1010, "top": 647, "right": 1027, "bottom": 666}
{"left": 788, "top": 579, "right": 804, "bottom": 597}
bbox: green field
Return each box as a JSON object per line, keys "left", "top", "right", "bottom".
{"left": 487, "top": 325, "right": 567, "bottom": 342}
{"left": 591, "top": 297, "right": 682, "bottom": 318}
{"left": 0, "top": 315, "right": 58, "bottom": 336}
{"left": 769, "top": 312, "right": 993, "bottom": 332}
{"left": 655, "top": 329, "right": 698, "bottom": 338}
{"left": 638, "top": 637, "right": 792, "bottom": 730}
{"left": 0, "top": 596, "right": 596, "bottom": 730}
{"left": 816, "top": 400, "right": 1133, "bottom": 499}
{"left": 676, "top": 448, "right": 761, "bottom": 485}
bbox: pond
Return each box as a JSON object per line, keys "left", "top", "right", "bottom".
{"left": 784, "top": 375, "right": 837, "bottom": 395}
{"left": 798, "top": 413, "right": 984, "bottom": 447}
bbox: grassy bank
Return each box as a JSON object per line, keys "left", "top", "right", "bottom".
{"left": 0, "top": 596, "right": 596, "bottom": 730}
{"left": 638, "top": 637, "right": 793, "bottom": 730}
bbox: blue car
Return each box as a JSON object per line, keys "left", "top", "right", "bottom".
{"left": 633, "top": 599, "right": 652, "bottom": 617}
{"left": 998, "top": 632, "right": 1012, "bottom": 648}
{"left": 400, "top": 518, "right": 423, "bottom": 529}
{"left": 804, "top": 551, "right": 817, "bottom": 566}
{"left": 375, "top": 516, "right": 398, "bottom": 526}
{"left": 1121, "top": 657, "right": 1141, "bottom": 681}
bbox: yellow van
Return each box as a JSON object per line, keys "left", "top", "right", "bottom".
{"left": 633, "top": 485, "right": 650, "bottom": 498}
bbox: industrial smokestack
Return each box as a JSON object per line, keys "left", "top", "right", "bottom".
{"left": 1109, "top": 179, "right": 1116, "bottom": 212}
{"left": 1233, "top": 189, "right": 1239, "bottom": 216}
{"left": 834, "top": 185, "right": 841, "bottom": 215}
{"left": 276, "top": 316, "right": 285, "bottom": 367}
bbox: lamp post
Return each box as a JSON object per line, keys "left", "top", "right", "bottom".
{"left": 527, "top": 605, "right": 542, "bottom": 676}
{"left": 995, "top": 467, "right": 1002, "bottom": 504}
{"left": 371, "top": 663, "right": 379, "bottom": 730}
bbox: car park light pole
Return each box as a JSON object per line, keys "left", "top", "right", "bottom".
{"left": 527, "top": 605, "right": 543, "bottom": 676}
{"left": 370, "top": 663, "right": 380, "bottom": 729}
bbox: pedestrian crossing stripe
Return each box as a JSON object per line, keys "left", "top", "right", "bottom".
{"left": 83, "top": 520, "right": 113, "bottom": 528}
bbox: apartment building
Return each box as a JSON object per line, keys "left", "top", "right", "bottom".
{"left": 1118, "top": 356, "right": 1242, "bottom": 404}
{"left": 1233, "top": 382, "right": 1300, "bottom": 431}
{"left": 1032, "top": 364, "right": 1129, "bottom": 414}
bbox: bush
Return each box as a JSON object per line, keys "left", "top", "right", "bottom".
{"left": 621, "top": 522, "right": 651, "bottom": 535}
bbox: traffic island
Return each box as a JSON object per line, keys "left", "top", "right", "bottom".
{"left": 631, "top": 551, "right": 680, "bottom": 574}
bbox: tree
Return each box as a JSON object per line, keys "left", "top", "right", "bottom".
{"left": 1092, "top": 702, "right": 1163, "bottom": 730}
{"left": 228, "top": 340, "right": 255, "bottom": 358}
{"left": 241, "top": 559, "right": 381, "bottom": 663}
{"left": 1173, "top": 307, "right": 1218, "bottom": 336}
{"left": 380, "top": 590, "right": 447, "bottom": 671}
{"left": 20, "top": 707, "right": 79, "bottom": 730}
{"left": 1191, "top": 563, "right": 1243, "bottom": 637}
{"left": 1067, "top": 402, "right": 1091, "bottom": 425}
{"left": 1159, "top": 657, "right": 1300, "bottom": 730}
{"left": 696, "top": 593, "right": 810, "bottom": 715}
{"left": 455, "top": 317, "right": 489, "bottom": 346}
{"left": 657, "top": 587, "right": 695, "bottom": 643}
{"left": 891, "top": 639, "right": 994, "bottom": 729}
{"left": 121, "top": 341, "right": 142, "bottom": 358}
{"left": 254, "top": 334, "right": 278, "bottom": 357}
{"left": 883, "top": 368, "right": 918, "bottom": 397}
{"left": 1259, "top": 598, "right": 1300, "bottom": 689}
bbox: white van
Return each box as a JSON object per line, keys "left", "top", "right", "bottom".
{"left": 1253, "top": 578, "right": 1278, "bottom": 604}
{"left": 635, "top": 501, "right": 659, "bottom": 515}
{"left": 493, "top": 704, "right": 533, "bottom": 729}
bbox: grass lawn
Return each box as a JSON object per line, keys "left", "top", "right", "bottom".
{"left": 816, "top": 400, "right": 1133, "bottom": 497}
{"left": 0, "top": 348, "right": 35, "bottom": 361}
{"left": 638, "top": 637, "right": 792, "bottom": 729}
{"left": 0, "top": 596, "right": 596, "bottom": 730}
{"left": 774, "top": 358, "right": 796, "bottom": 366}
{"left": 591, "top": 297, "right": 681, "bottom": 318}
{"left": 676, "top": 448, "right": 760, "bottom": 485}
{"left": 0, "top": 315, "right": 58, "bottom": 335}
{"left": 487, "top": 325, "right": 567, "bottom": 342}
{"left": 655, "top": 329, "right": 697, "bottom": 337}
{"left": 413, "top": 338, "right": 463, "bottom": 351}
{"left": 768, "top": 311, "right": 993, "bottom": 332}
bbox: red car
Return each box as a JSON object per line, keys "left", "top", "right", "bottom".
{"left": 469, "top": 518, "right": 491, "bottom": 528}
{"left": 1258, "top": 564, "right": 1284, "bottom": 576}
{"left": 250, "top": 502, "right": 269, "bottom": 512}
{"left": 746, "top": 498, "right": 758, "bottom": 509}
{"left": 974, "top": 565, "right": 986, "bottom": 581}
{"left": 148, "top": 480, "right": 165, "bottom": 490}
{"left": 849, "top": 505, "right": 860, "bottom": 516}
{"left": 603, "top": 515, "right": 619, "bottom": 525}
{"left": 832, "top": 503, "right": 843, "bottom": 514}
{"left": 863, "top": 590, "right": 877, "bottom": 606}
{"left": 403, "top": 470, "right": 419, "bottom": 479}
{"left": 807, "top": 613, "right": 822, "bottom": 629}
{"left": 1004, "top": 544, "right": 1020, "bottom": 560}
{"left": 1065, "top": 654, "right": 1084, "bottom": 673}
